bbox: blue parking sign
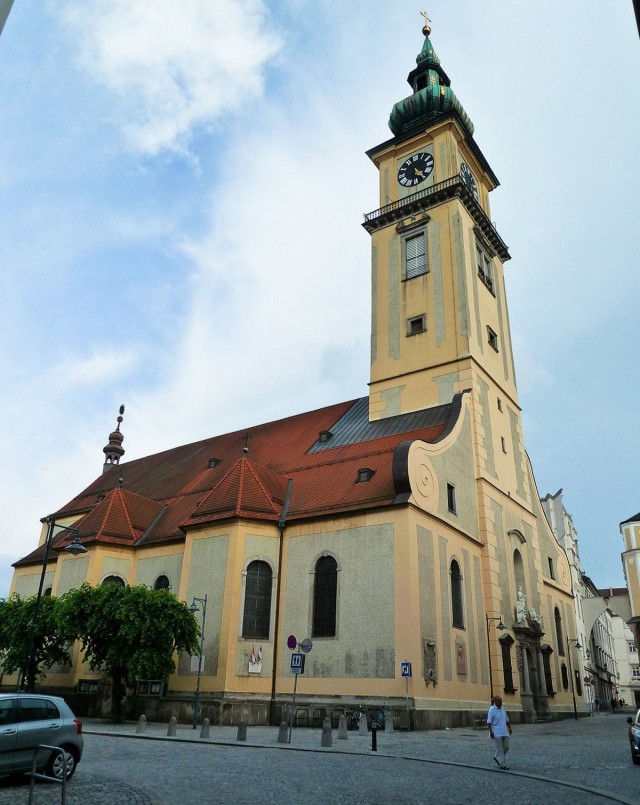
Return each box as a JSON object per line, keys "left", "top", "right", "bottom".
{"left": 401, "top": 661, "right": 412, "bottom": 678}
{"left": 291, "top": 653, "right": 305, "bottom": 674}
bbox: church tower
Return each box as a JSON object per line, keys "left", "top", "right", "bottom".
{"left": 364, "top": 15, "right": 516, "bottom": 427}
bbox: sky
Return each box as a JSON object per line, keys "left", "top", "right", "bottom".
{"left": 0, "top": 1, "right": 638, "bottom": 599}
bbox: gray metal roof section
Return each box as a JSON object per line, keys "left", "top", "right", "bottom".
{"left": 0, "top": 1, "right": 14, "bottom": 37}
{"left": 308, "top": 396, "right": 453, "bottom": 452}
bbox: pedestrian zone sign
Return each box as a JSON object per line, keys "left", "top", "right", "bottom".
{"left": 291, "top": 653, "right": 305, "bottom": 674}
{"left": 401, "top": 661, "right": 412, "bottom": 677}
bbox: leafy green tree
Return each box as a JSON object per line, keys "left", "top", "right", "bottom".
{"left": 57, "top": 584, "right": 199, "bottom": 720}
{"left": 0, "top": 595, "right": 74, "bottom": 691}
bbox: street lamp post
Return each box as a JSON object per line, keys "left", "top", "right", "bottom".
{"left": 567, "top": 637, "right": 582, "bottom": 720}
{"left": 188, "top": 595, "right": 207, "bottom": 730}
{"left": 21, "top": 516, "right": 87, "bottom": 692}
{"left": 485, "top": 614, "right": 506, "bottom": 703}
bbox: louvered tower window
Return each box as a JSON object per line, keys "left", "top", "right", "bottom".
{"left": 404, "top": 232, "right": 428, "bottom": 279}
{"left": 242, "top": 561, "right": 272, "bottom": 639}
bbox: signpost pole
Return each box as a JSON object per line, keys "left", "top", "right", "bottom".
{"left": 405, "top": 675, "right": 410, "bottom": 728}
{"left": 288, "top": 666, "right": 299, "bottom": 744}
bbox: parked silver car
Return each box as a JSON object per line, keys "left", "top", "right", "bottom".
{"left": 0, "top": 693, "right": 83, "bottom": 780}
{"left": 628, "top": 708, "right": 640, "bottom": 765}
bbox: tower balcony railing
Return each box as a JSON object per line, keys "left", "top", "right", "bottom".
{"left": 362, "top": 173, "right": 510, "bottom": 261}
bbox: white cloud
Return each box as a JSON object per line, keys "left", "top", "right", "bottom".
{"left": 59, "top": 0, "right": 282, "bottom": 155}
{"left": 45, "top": 347, "right": 142, "bottom": 389}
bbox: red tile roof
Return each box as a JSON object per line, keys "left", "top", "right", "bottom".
{"left": 14, "top": 397, "right": 455, "bottom": 566}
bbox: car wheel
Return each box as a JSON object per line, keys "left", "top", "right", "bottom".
{"left": 46, "top": 746, "right": 78, "bottom": 780}
{"left": 632, "top": 755, "right": 640, "bottom": 766}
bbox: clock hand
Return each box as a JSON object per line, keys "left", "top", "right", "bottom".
{"left": 414, "top": 168, "right": 425, "bottom": 178}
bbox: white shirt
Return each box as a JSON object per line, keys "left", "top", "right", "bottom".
{"left": 487, "top": 704, "right": 510, "bottom": 737}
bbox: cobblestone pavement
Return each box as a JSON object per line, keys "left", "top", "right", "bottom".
{"left": 0, "top": 712, "right": 637, "bottom": 804}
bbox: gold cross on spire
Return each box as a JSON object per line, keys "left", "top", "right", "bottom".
{"left": 420, "top": 11, "right": 432, "bottom": 35}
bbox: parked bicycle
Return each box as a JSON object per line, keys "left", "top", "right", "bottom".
{"left": 344, "top": 705, "right": 385, "bottom": 730}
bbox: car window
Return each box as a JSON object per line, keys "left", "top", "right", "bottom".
{"left": 0, "top": 699, "right": 15, "bottom": 726}
{"left": 19, "top": 698, "right": 60, "bottom": 722}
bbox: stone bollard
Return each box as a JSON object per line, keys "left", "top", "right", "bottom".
{"left": 200, "top": 718, "right": 210, "bottom": 739}
{"left": 384, "top": 712, "right": 394, "bottom": 734}
{"left": 277, "top": 721, "right": 288, "bottom": 743}
{"left": 236, "top": 721, "right": 247, "bottom": 741}
{"left": 136, "top": 715, "right": 146, "bottom": 734}
{"left": 320, "top": 717, "right": 332, "bottom": 747}
{"left": 337, "top": 715, "right": 348, "bottom": 740}
{"left": 358, "top": 712, "right": 368, "bottom": 735}
{"left": 167, "top": 716, "right": 177, "bottom": 736}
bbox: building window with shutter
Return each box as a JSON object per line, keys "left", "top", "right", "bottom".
{"left": 403, "top": 231, "right": 428, "bottom": 280}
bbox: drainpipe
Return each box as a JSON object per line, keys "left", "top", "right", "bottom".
{"left": 270, "top": 479, "right": 293, "bottom": 726}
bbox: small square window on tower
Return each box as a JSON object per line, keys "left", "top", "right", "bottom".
{"left": 487, "top": 326, "right": 499, "bottom": 352}
{"left": 447, "top": 483, "right": 457, "bottom": 514}
{"left": 501, "top": 436, "right": 507, "bottom": 453}
{"left": 406, "top": 315, "right": 426, "bottom": 336}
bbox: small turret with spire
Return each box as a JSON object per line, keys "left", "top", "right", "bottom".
{"left": 103, "top": 404, "right": 125, "bottom": 474}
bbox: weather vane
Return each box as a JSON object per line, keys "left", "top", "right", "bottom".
{"left": 420, "top": 11, "right": 431, "bottom": 35}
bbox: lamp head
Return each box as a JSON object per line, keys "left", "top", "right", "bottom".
{"left": 497, "top": 620, "right": 506, "bottom": 631}
{"left": 64, "top": 536, "right": 87, "bottom": 556}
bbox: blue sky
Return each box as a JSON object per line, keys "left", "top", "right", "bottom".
{"left": 0, "top": 1, "right": 638, "bottom": 598}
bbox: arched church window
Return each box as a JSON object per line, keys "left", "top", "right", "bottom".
{"left": 153, "top": 575, "right": 170, "bottom": 591}
{"left": 312, "top": 555, "right": 338, "bottom": 638}
{"left": 541, "top": 645, "right": 555, "bottom": 695}
{"left": 43, "top": 587, "right": 52, "bottom": 597}
{"left": 555, "top": 607, "right": 565, "bottom": 655}
{"left": 242, "top": 560, "right": 272, "bottom": 640}
{"left": 450, "top": 560, "right": 464, "bottom": 628}
{"left": 500, "top": 634, "right": 516, "bottom": 693}
{"left": 102, "top": 575, "right": 125, "bottom": 587}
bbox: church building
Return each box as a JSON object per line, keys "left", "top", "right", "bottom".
{"left": 9, "top": 18, "right": 580, "bottom": 728}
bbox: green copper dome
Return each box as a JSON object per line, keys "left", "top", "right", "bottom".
{"left": 389, "top": 22, "right": 474, "bottom": 138}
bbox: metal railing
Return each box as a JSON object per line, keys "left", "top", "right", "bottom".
{"left": 28, "top": 744, "right": 69, "bottom": 805}
{"left": 363, "top": 175, "right": 462, "bottom": 224}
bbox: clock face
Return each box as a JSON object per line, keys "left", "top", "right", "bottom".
{"left": 460, "top": 162, "right": 478, "bottom": 200}
{"left": 397, "top": 152, "right": 434, "bottom": 188}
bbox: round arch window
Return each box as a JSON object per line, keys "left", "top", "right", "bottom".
{"left": 154, "top": 575, "right": 170, "bottom": 591}
{"left": 102, "top": 575, "right": 125, "bottom": 587}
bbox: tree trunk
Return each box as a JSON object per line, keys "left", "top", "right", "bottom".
{"left": 110, "top": 669, "right": 126, "bottom": 721}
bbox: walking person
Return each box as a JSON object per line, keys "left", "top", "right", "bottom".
{"left": 487, "top": 695, "right": 512, "bottom": 770}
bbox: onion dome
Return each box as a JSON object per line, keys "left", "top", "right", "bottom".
{"left": 389, "top": 16, "right": 474, "bottom": 138}
{"left": 103, "top": 404, "right": 125, "bottom": 473}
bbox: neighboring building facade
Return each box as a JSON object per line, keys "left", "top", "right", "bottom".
{"left": 611, "top": 611, "right": 640, "bottom": 709}
{"left": 620, "top": 513, "right": 640, "bottom": 650}
{"left": 7, "top": 19, "right": 578, "bottom": 727}
{"left": 541, "top": 489, "right": 621, "bottom": 712}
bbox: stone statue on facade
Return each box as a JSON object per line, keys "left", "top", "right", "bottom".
{"left": 516, "top": 586, "right": 526, "bottom": 622}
